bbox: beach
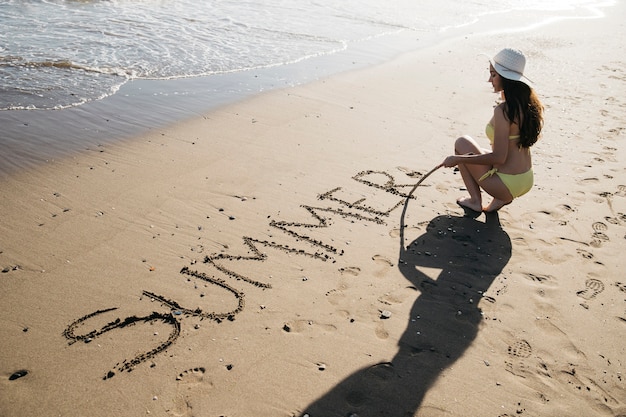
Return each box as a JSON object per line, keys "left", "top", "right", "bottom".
{"left": 1, "top": 2, "right": 625, "bottom": 416}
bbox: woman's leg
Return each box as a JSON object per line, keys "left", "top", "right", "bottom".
{"left": 454, "top": 136, "right": 488, "bottom": 212}
{"left": 481, "top": 176, "right": 513, "bottom": 212}
{"left": 454, "top": 136, "right": 513, "bottom": 212}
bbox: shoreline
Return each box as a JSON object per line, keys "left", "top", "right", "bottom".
{"left": 0, "top": 29, "right": 425, "bottom": 177}
{"left": 1, "top": 2, "right": 625, "bottom": 416}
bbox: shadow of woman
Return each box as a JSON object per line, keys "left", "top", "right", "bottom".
{"left": 299, "top": 212, "right": 511, "bottom": 417}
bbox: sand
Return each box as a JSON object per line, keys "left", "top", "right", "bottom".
{"left": 1, "top": 4, "right": 625, "bottom": 417}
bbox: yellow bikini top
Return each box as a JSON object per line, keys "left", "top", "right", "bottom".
{"left": 486, "top": 122, "right": 520, "bottom": 145}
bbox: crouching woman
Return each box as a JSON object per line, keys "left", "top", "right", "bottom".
{"left": 441, "top": 48, "right": 544, "bottom": 213}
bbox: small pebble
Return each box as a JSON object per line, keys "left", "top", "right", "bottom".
{"left": 152, "top": 396, "right": 158, "bottom": 401}
{"left": 380, "top": 310, "right": 392, "bottom": 319}
{"left": 229, "top": 216, "right": 235, "bottom": 220}
{"left": 318, "top": 363, "right": 326, "bottom": 371}
{"left": 9, "top": 370, "right": 28, "bottom": 381}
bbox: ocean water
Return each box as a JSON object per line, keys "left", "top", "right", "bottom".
{"left": 0, "top": 0, "right": 616, "bottom": 173}
{"left": 0, "top": 0, "right": 614, "bottom": 111}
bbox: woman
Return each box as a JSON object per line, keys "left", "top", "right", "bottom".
{"left": 441, "top": 48, "right": 544, "bottom": 213}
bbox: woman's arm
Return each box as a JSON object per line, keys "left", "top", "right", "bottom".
{"left": 441, "top": 105, "right": 510, "bottom": 167}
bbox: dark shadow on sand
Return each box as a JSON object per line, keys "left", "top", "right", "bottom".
{"left": 299, "top": 207, "right": 511, "bottom": 416}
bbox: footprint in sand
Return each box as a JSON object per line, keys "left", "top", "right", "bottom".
{"left": 590, "top": 223, "right": 610, "bottom": 247}
{"left": 372, "top": 255, "right": 394, "bottom": 267}
{"left": 325, "top": 288, "right": 346, "bottom": 306}
{"left": 505, "top": 339, "right": 532, "bottom": 378}
{"left": 576, "top": 249, "right": 594, "bottom": 260}
{"left": 172, "top": 367, "right": 210, "bottom": 417}
{"left": 339, "top": 266, "right": 361, "bottom": 276}
{"left": 508, "top": 339, "right": 532, "bottom": 358}
{"left": 576, "top": 278, "right": 605, "bottom": 300}
{"left": 616, "top": 282, "right": 626, "bottom": 293}
{"left": 176, "top": 367, "right": 206, "bottom": 382}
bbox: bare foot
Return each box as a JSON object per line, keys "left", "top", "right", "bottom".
{"left": 484, "top": 198, "right": 511, "bottom": 212}
{"left": 457, "top": 197, "right": 482, "bottom": 213}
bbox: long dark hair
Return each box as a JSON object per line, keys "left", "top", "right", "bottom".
{"left": 501, "top": 78, "right": 544, "bottom": 148}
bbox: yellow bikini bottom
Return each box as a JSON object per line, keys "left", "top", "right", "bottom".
{"left": 479, "top": 168, "right": 533, "bottom": 198}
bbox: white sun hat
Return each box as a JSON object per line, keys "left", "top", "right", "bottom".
{"left": 490, "top": 48, "right": 533, "bottom": 88}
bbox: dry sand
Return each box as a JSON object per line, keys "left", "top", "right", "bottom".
{"left": 1, "top": 4, "right": 625, "bottom": 417}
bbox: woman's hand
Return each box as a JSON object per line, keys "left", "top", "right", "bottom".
{"left": 440, "top": 155, "right": 458, "bottom": 168}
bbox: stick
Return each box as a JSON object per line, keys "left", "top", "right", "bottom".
{"left": 406, "top": 164, "right": 442, "bottom": 200}
{"left": 400, "top": 164, "right": 442, "bottom": 248}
